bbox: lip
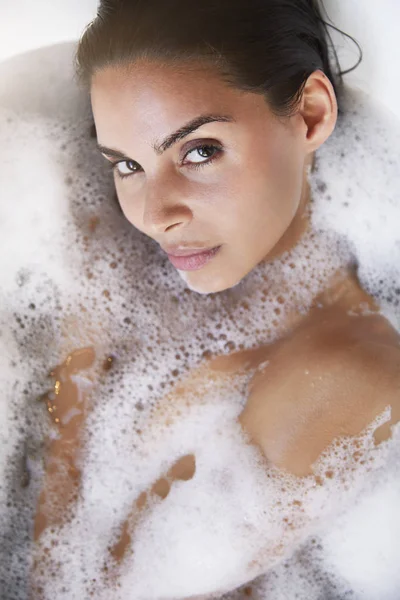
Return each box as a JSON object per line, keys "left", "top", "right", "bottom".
{"left": 164, "top": 245, "right": 221, "bottom": 271}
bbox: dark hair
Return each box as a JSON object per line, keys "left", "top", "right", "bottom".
{"left": 75, "top": 0, "right": 361, "bottom": 116}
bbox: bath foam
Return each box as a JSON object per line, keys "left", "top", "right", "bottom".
{"left": 234, "top": 418, "right": 400, "bottom": 600}
{"left": 0, "top": 43, "right": 399, "bottom": 599}
{"left": 310, "top": 87, "right": 400, "bottom": 330}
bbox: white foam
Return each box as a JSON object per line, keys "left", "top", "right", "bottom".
{"left": 1, "top": 43, "right": 400, "bottom": 600}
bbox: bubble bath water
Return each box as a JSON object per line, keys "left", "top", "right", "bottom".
{"left": 0, "top": 43, "right": 400, "bottom": 600}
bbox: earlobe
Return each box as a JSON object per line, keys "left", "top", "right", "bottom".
{"left": 299, "top": 70, "right": 338, "bottom": 153}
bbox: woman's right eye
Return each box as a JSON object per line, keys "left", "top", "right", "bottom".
{"left": 112, "top": 160, "right": 142, "bottom": 179}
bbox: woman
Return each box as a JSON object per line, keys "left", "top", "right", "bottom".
{"left": 32, "top": 0, "right": 400, "bottom": 597}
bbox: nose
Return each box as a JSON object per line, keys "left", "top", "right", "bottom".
{"left": 142, "top": 176, "right": 193, "bottom": 235}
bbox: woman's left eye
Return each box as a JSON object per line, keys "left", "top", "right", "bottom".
{"left": 183, "top": 144, "right": 222, "bottom": 169}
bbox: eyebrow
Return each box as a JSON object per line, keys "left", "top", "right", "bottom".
{"left": 97, "top": 113, "right": 234, "bottom": 160}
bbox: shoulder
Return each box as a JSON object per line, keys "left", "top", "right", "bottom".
{"left": 239, "top": 307, "right": 400, "bottom": 477}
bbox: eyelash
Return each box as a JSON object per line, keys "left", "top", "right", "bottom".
{"left": 109, "top": 143, "right": 223, "bottom": 180}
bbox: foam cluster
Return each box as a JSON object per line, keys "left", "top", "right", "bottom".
{"left": 0, "top": 43, "right": 400, "bottom": 600}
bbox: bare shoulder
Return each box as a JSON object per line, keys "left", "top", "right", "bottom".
{"left": 239, "top": 304, "right": 400, "bottom": 477}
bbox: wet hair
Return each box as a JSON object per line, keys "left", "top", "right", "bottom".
{"left": 75, "top": 0, "right": 361, "bottom": 116}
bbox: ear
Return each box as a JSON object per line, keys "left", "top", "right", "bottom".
{"left": 298, "top": 70, "right": 338, "bottom": 153}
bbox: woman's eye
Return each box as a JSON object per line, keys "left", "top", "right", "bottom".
{"left": 183, "top": 144, "right": 222, "bottom": 167}
{"left": 110, "top": 144, "right": 221, "bottom": 179}
{"left": 113, "top": 160, "right": 141, "bottom": 179}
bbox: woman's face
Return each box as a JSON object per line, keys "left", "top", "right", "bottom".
{"left": 91, "top": 61, "right": 311, "bottom": 294}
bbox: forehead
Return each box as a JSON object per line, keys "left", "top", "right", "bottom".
{"left": 90, "top": 61, "right": 271, "bottom": 144}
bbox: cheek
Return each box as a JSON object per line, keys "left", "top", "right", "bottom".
{"left": 116, "top": 189, "right": 142, "bottom": 227}
{"left": 267, "top": 156, "right": 304, "bottom": 222}
{"left": 209, "top": 144, "right": 305, "bottom": 265}
{"left": 255, "top": 133, "right": 304, "bottom": 218}
{"left": 221, "top": 151, "right": 303, "bottom": 234}
{"left": 258, "top": 125, "right": 304, "bottom": 199}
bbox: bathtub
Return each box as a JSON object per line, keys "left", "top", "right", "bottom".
{"left": 1, "top": 2, "right": 400, "bottom": 600}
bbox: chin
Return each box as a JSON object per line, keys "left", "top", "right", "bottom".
{"left": 177, "top": 268, "right": 243, "bottom": 295}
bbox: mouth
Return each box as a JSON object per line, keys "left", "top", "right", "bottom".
{"left": 163, "top": 246, "right": 221, "bottom": 271}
